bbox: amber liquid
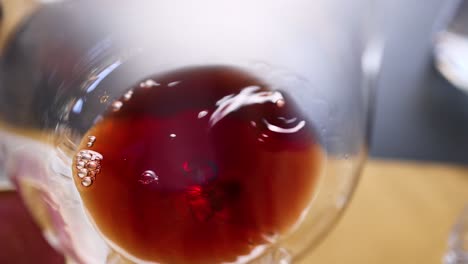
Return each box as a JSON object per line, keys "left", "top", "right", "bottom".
{"left": 72, "top": 66, "right": 323, "bottom": 264}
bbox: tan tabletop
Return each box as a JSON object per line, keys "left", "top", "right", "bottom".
{"left": 301, "top": 159, "right": 468, "bottom": 264}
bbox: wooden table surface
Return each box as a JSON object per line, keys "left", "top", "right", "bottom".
{"left": 301, "top": 159, "right": 468, "bottom": 264}
{"left": 1, "top": 159, "right": 468, "bottom": 263}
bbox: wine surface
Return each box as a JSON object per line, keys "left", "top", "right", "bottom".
{"left": 72, "top": 66, "right": 323, "bottom": 264}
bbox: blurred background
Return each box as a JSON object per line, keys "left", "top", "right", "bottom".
{"left": 1, "top": 0, "right": 468, "bottom": 263}
{"left": 372, "top": 0, "right": 468, "bottom": 164}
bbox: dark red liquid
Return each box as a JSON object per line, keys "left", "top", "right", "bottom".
{"left": 73, "top": 66, "right": 323, "bottom": 264}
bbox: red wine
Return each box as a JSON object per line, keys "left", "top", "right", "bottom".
{"left": 72, "top": 66, "right": 323, "bottom": 264}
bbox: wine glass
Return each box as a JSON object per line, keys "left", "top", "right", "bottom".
{"left": 0, "top": 0, "right": 383, "bottom": 263}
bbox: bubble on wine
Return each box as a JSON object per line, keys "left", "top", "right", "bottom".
{"left": 81, "top": 177, "right": 93, "bottom": 187}
{"left": 87, "top": 136, "right": 96, "bottom": 147}
{"left": 139, "top": 170, "right": 159, "bottom": 185}
{"left": 123, "top": 90, "right": 134, "bottom": 101}
{"left": 74, "top": 150, "right": 103, "bottom": 187}
{"left": 111, "top": 101, "right": 123, "bottom": 112}
{"left": 139, "top": 79, "right": 160, "bottom": 88}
